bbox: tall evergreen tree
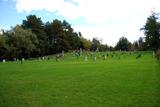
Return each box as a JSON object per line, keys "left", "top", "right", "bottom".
{"left": 22, "top": 15, "right": 47, "bottom": 56}
{"left": 115, "top": 37, "right": 130, "bottom": 51}
{"left": 142, "top": 13, "right": 160, "bottom": 51}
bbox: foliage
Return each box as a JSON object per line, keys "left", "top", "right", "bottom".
{"left": 1, "top": 15, "right": 96, "bottom": 60}
{"left": 142, "top": 13, "right": 160, "bottom": 51}
{"left": 0, "top": 34, "right": 9, "bottom": 60}
{"left": 90, "top": 38, "right": 101, "bottom": 51}
{"left": 9, "top": 25, "right": 38, "bottom": 59}
{"left": 2, "top": 13, "right": 160, "bottom": 60}
{"left": 115, "top": 37, "right": 130, "bottom": 51}
{"left": 22, "top": 15, "right": 47, "bottom": 56}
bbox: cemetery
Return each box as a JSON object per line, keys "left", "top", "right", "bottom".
{"left": 0, "top": 51, "right": 160, "bottom": 107}
{"left": 0, "top": 1, "right": 160, "bottom": 106}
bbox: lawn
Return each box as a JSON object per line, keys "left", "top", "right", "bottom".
{"left": 0, "top": 51, "right": 160, "bottom": 107}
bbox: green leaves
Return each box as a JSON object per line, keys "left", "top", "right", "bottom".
{"left": 115, "top": 37, "right": 130, "bottom": 51}
{"left": 11, "top": 25, "right": 38, "bottom": 58}
{"left": 142, "top": 13, "right": 160, "bottom": 51}
{"left": 0, "top": 14, "right": 110, "bottom": 60}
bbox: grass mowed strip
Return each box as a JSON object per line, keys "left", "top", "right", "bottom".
{"left": 0, "top": 52, "right": 160, "bottom": 107}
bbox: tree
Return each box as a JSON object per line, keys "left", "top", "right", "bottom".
{"left": 9, "top": 25, "right": 38, "bottom": 59}
{"left": 90, "top": 38, "right": 101, "bottom": 51}
{"left": 129, "top": 41, "right": 138, "bottom": 51}
{"left": 115, "top": 37, "right": 130, "bottom": 51}
{"left": 0, "top": 34, "right": 9, "bottom": 60}
{"left": 0, "top": 14, "right": 113, "bottom": 60}
{"left": 62, "top": 21, "right": 81, "bottom": 50}
{"left": 142, "top": 13, "right": 160, "bottom": 51}
{"left": 138, "top": 37, "right": 146, "bottom": 51}
{"left": 99, "top": 44, "right": 109, "bottom": 51}
{"left": 45, "top": 19, "right": 70, "bottom": 53}
{"left": 80, "top": 38, "right": 91, "bottom": 49}
{"left": 22, "top": 15, "right": 47, "bottom": 56}
{"left": 55, "top": 38, "right": 71, "bottom": 52}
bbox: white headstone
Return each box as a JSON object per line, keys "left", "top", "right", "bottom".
{"left": 94, "top": 56, "right": 96, "bottom": 62}
{"left": 84, "top": 56, "right": 88, "bottom": 61}
{"left": 153, "top": 51, "right": 155, "bottom": 58}
{"left": 62, "top": 51, "right": 64, "bottom": 57}
{"left": 2, "top": 59, "right": 6, "bottom": 63}
{"left": 13, "top": 58, "right": 16, "bottom": 61}
{"left": 96, "top": 48, "right": 99, "bottom": 52}
{"left": 80, "top": 48, "right": 82, "bottom": 55}
{"left": 22, "top": 58, "right": 24, "bottom": 61}
{"left": 42, "top": 57, "right": 45, "bottom": 60}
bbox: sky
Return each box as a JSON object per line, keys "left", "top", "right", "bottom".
{"left": 0, "top": 0, "right": 160, "bottom": 46}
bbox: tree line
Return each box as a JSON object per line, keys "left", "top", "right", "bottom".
{"left": 0, "top": 13, "right": 160, "bottom": 60}
{"left": 113, "top": 12, "right": 160, "bottom": 52}
{"left": 0, "top": 15, "right": 109, "bottom": 60}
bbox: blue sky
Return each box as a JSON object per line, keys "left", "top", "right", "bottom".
{"left": 0, "top": 0, "right": 66, "bottom": 28}
{"left": 0, "top": 0, "right": 160, "bottom": 46}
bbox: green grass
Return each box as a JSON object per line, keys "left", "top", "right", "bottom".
{"left": 0, "top": 51, "right": 160, "bottom": 107}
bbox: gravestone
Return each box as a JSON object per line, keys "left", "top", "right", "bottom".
{"left": 84, "top": 56, "right": 88, "bottom": 61}
{"left": 56, "top": 52, "right": 64, "bottom": 61}
{"left": 62, "top": 51, "right": 64, "bottom": 57}
{"left": 42, "top": 57, "right": 45, "bottom": 60}
{"left": 94, "top": 56, "right": 96, "bottom": 62}
{"left": 80, "top": 48, "right": 82, "bottom": 56}
{"left": 14, "top": 58, "right": 17, "bottom": 61}
{"left": 153, "top": 51, "right": 155, "bottom": 58}
{"left": 2, "top": 59, "right": 6, "bottom": 63}
{"left": 89, "top": 52, "right": 93, "bottom": 56}
{"left": 96, "top": 48, "right": 99, "bottom": 52}
{"left": 102, "top": 55, "right": 106, "bottom": 60}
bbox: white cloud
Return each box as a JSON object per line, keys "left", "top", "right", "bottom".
{"left": 16, "top": 0, "right": 80, "bottom": 20}
{"left": 15, "top": 0, "right": 160, "bottom": 46}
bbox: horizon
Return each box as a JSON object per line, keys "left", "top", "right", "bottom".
{"left": 0, "top": 0, "right": 160, "bottom": 46}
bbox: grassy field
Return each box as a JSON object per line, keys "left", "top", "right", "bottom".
{"left": 0, "top": 51, "right": 160, "bottom": 107}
